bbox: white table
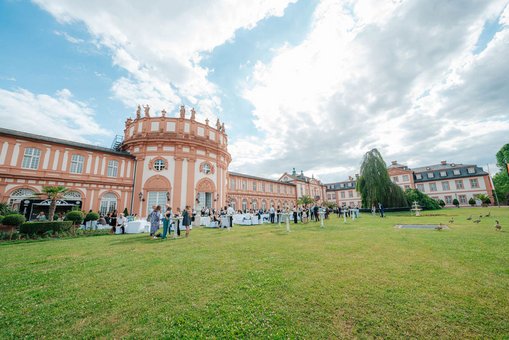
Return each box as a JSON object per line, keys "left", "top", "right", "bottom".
{"left": 125, "top": 220, "right": 150, "bottom": 233}
{"left": 200, "top": 216, "right": 211, "bottom": 226}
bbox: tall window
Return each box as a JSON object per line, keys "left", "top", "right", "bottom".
{"left": 270, "top": 184, "right": 273, "bottom": 192}
{"left": 429, "top": 183, "right": 437, "bottom": 192}
{"left": 242, "top": 180, "right": 247, "bottom": 190}
{"left": 341, "top": 191, "right": 345, "bottom": 198}
{"left": 253, "top": 181, "right": 257, "bottom": 191}
{"left": 428, "top": 172, "right": 434, "bottom": 178}
{"left": 455, "top": 180, "right": 464, "bottom": 190}
{"left": 147, "top": 191, "right": 167, "bottom": 212}
{"left": 70, "top": 154, "right": 85, "bottom": 174}
{"left": 402, "top": 175, "right": 409, "bottom": 181}
{"left": 99, "top": 193, "right": 117, "bottom": 215}
{"left": 469, "top": 178, "right": 479, "bottom": 188}
{"left": 261, "top": 183, "right": 265, "bottom": 192}
{"left": 107, "top": 160, "right": 119, "bottom": 177}
{"left": 459, "top": 195, "right": 467, "bottom": 204}
{"left": 22, "top": 148, "right": 41, "bottom": 169}
{"left": 392, "top": 176, "right": 399, "bottom": 182}
{"left": 242, "top": 199, "right": 247, "bottom": 212}
{"left": 445, "top": 196, "right": 452, "bottom": 204}
{"left": 441, "top": 181, "right": 450, "bottom": 191}
{"left": 230, "top": 178, "right": 235, "bottom": 191}
{"left": 417, "top": 184, "right": 425, "bottom": 191}
{"left": 349, "top": 191, "right": 353, "bottom": 198}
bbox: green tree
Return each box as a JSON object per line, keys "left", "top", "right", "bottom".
{"left": 356, "top": 148, "right": 407, "bottom": 208}
{"left": 404, "top": 189, "right": 441, "bottom": 210}
{"left": 35, "top": 186, "right": 68, "bottom": 222}
{"left": 453, "top": 198, "right": 460, "bottom": 208}
{"left": 297, "top": 195, "right": 315, "bottom": 206}
{"left": 493, "top": 172, "right": 509, "bottom": 205}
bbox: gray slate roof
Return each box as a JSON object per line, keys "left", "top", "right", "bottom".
{"left": 0, "top": 127, "right": 133, "bottom": 157}
{"left": 228, "top": 171, "right": 296, "bottom": 186}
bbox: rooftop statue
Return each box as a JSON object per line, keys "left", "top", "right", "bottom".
{"left": 221, "top": 122, "right": 225, "bottom": 132}
{"left": 143, "top": 104, "right": 150, "bottom": 117}
{"left": 161, "top": 109, "right": 167, "bottom": 117}
{"left": 205, "top": 118, "right": 209, "bottom": 126}
{"left": 125, "top": 117, "right": 133, "bottom": 125}
{"left": 216, "top": 118, "right": 221, "bottom": 130}
{"left": 136, "top": 105, "right": 141, "bottom": 119}
{"left": 190, "top": 108, "right": 196, "bottom": 120}
{"left": 180, "top": 105, "right": 186, "bottom": 118}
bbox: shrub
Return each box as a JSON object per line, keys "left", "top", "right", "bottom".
{"left": 85, "top": 212, "right": 100, "bottom": 221}
{"left": 483, "top": 197, "right": 491, "bottom": 205}
{"left": 2, "top": 214, "right": 26, "bottom": 227}
{"left": 20, "top": 221, "right": 72, "bottom": 235}
{"left": 0, "top": 216, "right": 4, "bottom": 224}
{"left": 469, "top": 197, "right": 476, "bottom": 206}
{"left": 0, "top": 203, "right": 17, "bottom": 216}
{"left": 438, "top": 200, "right": 445, "bottom": 208}
{"left": 404, "top": 189, "right": 441, "bottom": 210}
{"left": 453, "top": 198, "right": 460, "bottom": 207}
{"left": 65, "top": 210, "right": 84, "bottom": 226}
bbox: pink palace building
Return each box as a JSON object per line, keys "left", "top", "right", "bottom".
{"left": 0, "top": 105, "right": 496, "bottom": 220}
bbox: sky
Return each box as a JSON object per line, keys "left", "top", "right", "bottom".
{"left": 0, "top": 0, "right": 508, "bottom": 183}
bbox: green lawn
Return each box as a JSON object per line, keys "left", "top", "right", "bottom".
{"left": 1, "top": 207, "right": 508, "bottom": 338}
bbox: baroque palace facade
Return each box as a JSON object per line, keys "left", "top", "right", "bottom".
{"left": 0, "top": 106, "right": 324, "bottom": 220}
{"left": 0, "top": 105, "right": 495, "bottom": 220}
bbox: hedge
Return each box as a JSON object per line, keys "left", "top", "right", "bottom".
{"left": 2, "top": 214, "right": 26, "bottom": 227}
{"left": 20, "top": 221, "right": 72, "bottom": 235}
{"left": 65, "top": 210, "right": 84, "bottom": 225}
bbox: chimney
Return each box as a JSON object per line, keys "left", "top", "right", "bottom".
{"left": 441, "top": 160, "right": 447, "bottom": 165}
{"left": 348, "top": 176, "right": 353, "bottom": 181}
{"left": 292, "top": 168, "right": 296, "bottom": 176}
{"left": 391, "top": 160, "right": 397, "bottom": 165}
{"left": 355, "top": 174, "right": 359, "bottom": 179}
{"left": 300, "top": 170, "right": 304, "bottom": 176}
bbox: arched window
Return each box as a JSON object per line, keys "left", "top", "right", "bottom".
{"left": 9, "top": 188, "right": 36, "bottom": 209}
{"left": 252, "top": 200, "right": 257, "bottom": 210}
{"left": 64, "top": 191, "right": 82, "bottom": 199}
{"left": 261, "top": 200, "right": 267, "bottom": 211}
{"left": 242, "top": 199, "right": 247, "bottom": 212}
{"left": 99, "top": 193, "right": 117, "bottom": 215}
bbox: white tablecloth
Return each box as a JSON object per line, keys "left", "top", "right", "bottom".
{"left": 125, "top": 220, "right": 150, "bottom": 233}
{"left": 200, "top": 216, "right": 211, "bottom": 226}
{"left": 233, "top": 214, "right": 262, "bottom": 225}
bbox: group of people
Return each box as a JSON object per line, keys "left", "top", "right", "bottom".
{"left": 148, "top": 204, "right": 192, "bottom": 239}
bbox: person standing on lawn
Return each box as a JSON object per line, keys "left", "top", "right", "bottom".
{"left": 161, "top": 204, "right": 172, "bottom": 239}
{"left": 149, "top": 205, "right": 162, "bottom": 238}
{"left": 182, "top": 205, "right": 192, "bottom": 238}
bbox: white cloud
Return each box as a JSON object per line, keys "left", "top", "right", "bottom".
{"left": 35, "top": 0, "right": 297, "bottom": 121}
{"left": 0, "top": 87, "right": 109, "bottom": 143}
{"left": 233, "top": 0, "right": 509, "bottom": 182}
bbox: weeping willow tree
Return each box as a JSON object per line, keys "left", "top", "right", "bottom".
{"left": 356, "top": 149, "right": 408, "bottom": 208}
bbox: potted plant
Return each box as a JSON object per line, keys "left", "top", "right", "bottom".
{"left": 453, "top": 198, "right": 460, "bottom": 208}
{"left": 85, "top": 212, "right": 100, "bottom": 230}
{"left": 1, "top": 214, "right": 26, "bottom": 239}
{"left": 65, "top": 210, "right": 84, "bottom": 234}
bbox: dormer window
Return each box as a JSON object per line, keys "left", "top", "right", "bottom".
{"left": 440, "top": 171, "right": 447, "bottom": 177}
{"left": 453, "top": 169, "right": 460, "bottom": 175}
{"left": 467, "top": 167, "right": 475, "bottom": 174}
{"left": 416, "top": 173, "right": 422, "bottom": 179}
{"left": 428, "top": 172, "right": 434, "bottom": 178}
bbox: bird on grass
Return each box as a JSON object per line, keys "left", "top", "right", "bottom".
{"left": 495, "top": 220, "right": 501, "bottom": 231}
{"left": 435, "top": 223, "right": 444, "bottom": 231}
{"left": 473, "top": 219, "right": 481, "bottom": 224}
{"left": 466, "top": 215, "right": 472, "bottom": 221}
{"left": 485, "top": 211, "right": 491, "bottom": 218}
{"left": 448, "top": 217, "right": 454, "bottom": 224}
{"left": 479, "top": 214, "right": 483, "bottom": 219}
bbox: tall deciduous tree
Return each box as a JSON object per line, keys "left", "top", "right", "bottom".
{"left": 494, "top": 143, "right": 509, "bottom": 204}
{"left": 356, "top": 149, "right": 407, "bottom": 208}
{"left": 35, "top": 186, "right": 68, "bottom": 221}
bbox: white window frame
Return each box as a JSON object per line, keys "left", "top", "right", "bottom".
{"left": 70, "top": 154, "right": 85, "bottom": 174}
{"left": 22, "top": 147, "right": 41, "bottom": 170}
{"left": 107, "top": 160, "right": 119, "bottom": 177}
{"left": 153, "top": 159, "right": 165, "bottom": 171}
